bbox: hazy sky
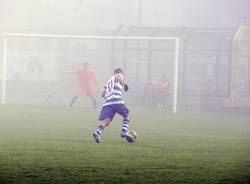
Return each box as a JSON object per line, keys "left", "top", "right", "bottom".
{"left": 0, "top": 0, "right": 249, "bottom": 31}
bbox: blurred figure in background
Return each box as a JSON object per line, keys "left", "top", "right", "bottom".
{"left": 27, "top": 56, "right": 44, "bottom": 74}
{"left": 157, "top": 75, "right": 169, "bottom": 108}
{"left": 64, "top": 62, "right": 98, "bottom": 109}
{"left": 143, "top": 79, "right": 158, "bottom": 108}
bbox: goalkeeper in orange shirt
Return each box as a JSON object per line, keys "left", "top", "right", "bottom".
{"left": 64, "top": 62, "right": 98, "bottom": 109}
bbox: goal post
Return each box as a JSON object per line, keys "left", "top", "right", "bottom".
{"left": 1, "top": 33, "right": 180, "bottom": 113}
{"left": 229, "top": 25, "right": 250, "bottom": 107}
{"left": 2, "top": 35, "right": 8, "bottom": 105}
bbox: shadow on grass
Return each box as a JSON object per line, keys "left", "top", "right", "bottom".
{"left": 0, "top": 176, "right": 7, "bottom": 184}
{"left": 216, "top": 175, "right": 250, "bottom": 184}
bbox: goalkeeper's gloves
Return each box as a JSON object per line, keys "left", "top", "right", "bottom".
{"left": 124, "top": 84, "right": 129, "bottom": 92}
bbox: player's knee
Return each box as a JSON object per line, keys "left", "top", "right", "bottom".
{"left": 122, "top": 114, "right": 129, "bottom": 122}
{"left": 103, "top": 118, "right": 111, "bottom": 127}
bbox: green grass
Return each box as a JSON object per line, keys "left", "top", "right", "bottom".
{"left": 0, "top": 105, "right": 250, "bottom": 184}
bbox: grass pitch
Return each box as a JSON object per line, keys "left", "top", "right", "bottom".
{"left": 0, "top": 105, "right": 250, "bottom": 184}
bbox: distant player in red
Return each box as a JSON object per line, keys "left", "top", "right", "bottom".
{"left": 157, "top": 75, "right": 169, "bottom": 108}
{"left": 143, "top": 79, "right": 158, "bottom": 107}
{"left": 68, "top": 62, "right": 98, "bottom": 109}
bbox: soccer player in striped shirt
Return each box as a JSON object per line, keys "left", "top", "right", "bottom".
{"left": 92, "top": 68, "right": 131, "bottom": 143}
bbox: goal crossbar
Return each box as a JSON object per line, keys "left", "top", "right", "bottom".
{"left": 2, "top": 33, "right": 180, "bottom": 113}
{"left": 3, "top": 33, "right": 179, "bottom": 41}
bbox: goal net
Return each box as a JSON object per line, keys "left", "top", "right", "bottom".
{"left": 1, "top": 33, "right": 179, "bottom": 112}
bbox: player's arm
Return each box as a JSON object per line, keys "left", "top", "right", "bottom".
{"left": 101, "top": 86, "right": 107, "bottom": 97}
{"left": 115, "top": 75, "right": 129, "bottom": 92}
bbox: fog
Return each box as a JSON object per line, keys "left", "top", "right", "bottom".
{"left": 0, "top": 0, "right": 250, "bottom": 113}
{"left": 1, "top": 0, "right": 249, "bottom": 29}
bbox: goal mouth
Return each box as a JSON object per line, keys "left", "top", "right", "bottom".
{"left": 2, "top": 33, "right": 180, "bottom": 113}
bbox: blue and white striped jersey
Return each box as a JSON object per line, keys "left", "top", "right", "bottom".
{"left": 103, "top": 76, "right": 124, "bottom": 107}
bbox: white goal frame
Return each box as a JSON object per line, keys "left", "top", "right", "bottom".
{"left": 2, "top": 33, "right": 180, "bottom": 113}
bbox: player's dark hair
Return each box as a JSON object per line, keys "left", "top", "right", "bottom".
{"left": 114, "top": 68, "right": 123, "bottom": 74}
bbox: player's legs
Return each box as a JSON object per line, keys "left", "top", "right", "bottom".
{"left": 69, "top": 86, "right": 85, "bottom": 107}
{"left": 120, "top": 115, "right": 129, "bottom": 138}
{"left": 69, "top": 96, "right": 79, "bottom": 107}
{"left": 93, "top": 117, "right": 111, "bottom": 143}
{"left": 114, "top": 104, "right": 130, "bottom": 138}
{"left": 89, "top": 96, "right": 97, "bottom": 110}
{"left": 158, "top": 91, "right": 168, "bottom": 109}
{"left": 92, "top": 105, "right": 116, "bottom": 143}
{"left": 163, "top": 91, "right": 169, "bottom": 108}
{"left": 86, "top": 87, "right": 97, "bottom": 110}
{"left": 119, "top": 113, "right": 135, "bottom": 144}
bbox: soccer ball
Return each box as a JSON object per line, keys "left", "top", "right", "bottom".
{"left": 126, "top": 130, "right": 137, "bottom": 143}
